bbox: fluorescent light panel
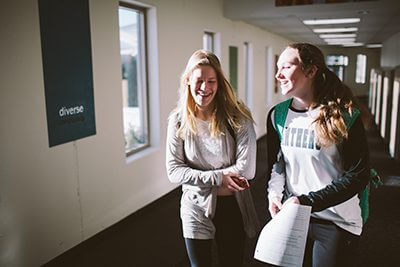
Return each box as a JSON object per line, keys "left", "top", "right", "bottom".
{"left": 366, "top": 44, "right": 382, "bottom": 48}
{"left": 342, "top": 43, "right": 364, "bottom": 47}
{"left": 303, "top": 18, "right": 360, "bottom": 25}
{"left": 313, "top": 27, "right": 358, "bottom": 33}
{"left": 325, "top": 38, "right": 356, "bottom": 43}
{"left": 319, "top": 33, "right": 357, "bottom": 38}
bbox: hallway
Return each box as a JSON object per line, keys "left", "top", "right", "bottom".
{"left": 355, "top": 123, "right": 400, "bottom": 267}
{"left": 45, "top": 112, "right": 400, "bottom": 267}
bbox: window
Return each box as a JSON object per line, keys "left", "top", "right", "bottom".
{"left": 381, "top": 77, "right": 390, "bottom": 138}
{"left": 119, "top": 3, "right": 149, "bottom": 155}
{"left": 356, "top": 54, "right": 367, "bottom": 84}
{"left": 326, "top": 55, "right": 348, "bottom": 81}
{"left": 203, "top": 31, "right": 214, "bottom": 52}
{"left": 371, "top": 72, "right": 377, "bottom": 115}
{"left": 389, "top": 81, "right": 400, "bottom": 157}
{"left": 265, "top": 46, "right": 274, "bottom": 106}
{"left": 244, "top": 42, "right": 253, "bottom": 109}
{"left": 229, "top": 46, "right": 238, "bottom": 95}
{"left": 375, "top": 75, "right": 382, "bottom": 125}
{"left": 368, "top": 69, "right": 376, "bottom": 109}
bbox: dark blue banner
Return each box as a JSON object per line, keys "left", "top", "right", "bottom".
{"left": 38, "top": 0, "right": 96, "bottom": 147}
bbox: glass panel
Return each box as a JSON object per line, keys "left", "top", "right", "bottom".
{"left": 356, "top": 54, "right": 367, "bottom": 84}
{"left": 381, "top": 77, "right": 389, "bottom": 138}
{"left": 371, "top": 73, "right": 377, "bottom": 115}
{"left": 275, "top": 54, "right": 279, "bottom": 93}
{"left": 229, "top": 46, "right": 238, "bottom": 95}
{"left": 375, "top": 75, "right": 382, "bottom": 125}
{"left": 244, "top": 42, "right": 252, "bottom": 107}
{"left": 368, "top": 70, "right": 376, "bottom": 109}
{"left": 265, "top": 46, "right": 274, "bottom": 106}
{"left": 389, "top": 81, "right": 399, "bottom": 157}
{"left": 203, "top": 32, "right": 214, "bottom": 52}
{"left": 326, "top": 55, "right": 348, "bottom": 81}
{"left": 119, "top": 6, "right": 149, "bottom": 154}
{"left": 326, "top": 55, "right": 348, "bottom": 66}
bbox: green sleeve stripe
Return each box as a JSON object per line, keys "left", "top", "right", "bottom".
{"left": 273, "top": 98, "right": 292, "bottom": 141}
{"left": 343, "top": 108, "right": 360, "bottom": 130}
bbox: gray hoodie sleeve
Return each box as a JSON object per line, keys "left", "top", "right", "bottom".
{"left": 221, "top": 119, "right": 257, "bottom": 180}
{"left": 165, "top": 115, "right": 222, "bottom": 186}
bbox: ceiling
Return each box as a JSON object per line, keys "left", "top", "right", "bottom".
{"left": 223, "top": 0, "right": 400, "bottom": 47}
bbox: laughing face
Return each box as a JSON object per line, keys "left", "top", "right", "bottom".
{"left": 275, "top": 47, "right": 313, "bottom": 97}
{"left": 189, "top": 65, "right": 218, "bottom": 113}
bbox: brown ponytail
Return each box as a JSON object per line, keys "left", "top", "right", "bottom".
{"left": 288, "top": 43, "right": 358, "bottom": 147}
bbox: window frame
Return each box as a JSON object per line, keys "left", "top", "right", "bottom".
{"left": 119, "top": 2, "right": 150, "bottom": 156}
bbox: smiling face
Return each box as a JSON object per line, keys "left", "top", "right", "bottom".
{"left": 275, "top": 47, "right": 314, "bottom": 98}
{"left": 188, "top": 65, "right": 218, "bottom": 114}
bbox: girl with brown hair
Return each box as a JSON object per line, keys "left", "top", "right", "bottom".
{"left": 266, "top": 43, "right": 370, "bottom": 267}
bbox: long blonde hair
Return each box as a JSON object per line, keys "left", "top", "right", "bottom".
{"left": 172, "top": 49, "right": 253, "bottom": 139}
{"left": 288, "top": 43, "right": 359, "bottom": 147}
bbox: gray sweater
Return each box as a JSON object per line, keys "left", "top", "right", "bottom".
{"left": 166, "top": 113, "right": 258, "bottom": 239}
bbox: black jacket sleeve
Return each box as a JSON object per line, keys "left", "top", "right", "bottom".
{"left": 266, "top": 107, "right": 282, "bottom": 181}
{"left": 297, "top": 116, "right": 370, "bottom": 212}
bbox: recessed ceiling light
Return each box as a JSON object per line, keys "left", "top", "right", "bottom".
{"left": 325, "top": 38, "right": 356, "bottom": 43}
{"left": 319, "top": 33, "right": 357, "bottom": 38}
{"left": 366, "top": 44, "right": 382, "bottom": 48}
{"left": 303, "top": 18, "right": 360, "bottom": 25}
{"left": 358, "top": 10, "right": 370, "bottom": 15}
{"left": 342, "top": 43, "right": 364, "bottom": 47}
{"left": 313, "top": 27, "right": 358, "bottom": 33}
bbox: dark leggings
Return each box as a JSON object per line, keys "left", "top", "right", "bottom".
{"left": 185, "top": 238, "right": 212, "bottom": 267}
{"left": 185, "top": 195, "right": 245, "bottom": 267}
{"left": 303, "top": 217, "right": 360, "bottom": 267}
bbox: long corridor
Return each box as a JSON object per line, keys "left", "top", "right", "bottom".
{"left": 354, "top": 122, "right": 400, "bottom": 266}
{"left": 45, "top": 105, "right": 400, "bottom": 267}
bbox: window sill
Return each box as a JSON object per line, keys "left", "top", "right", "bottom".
{"left": 125, "top": 146, "right": 159, "bottom": 164}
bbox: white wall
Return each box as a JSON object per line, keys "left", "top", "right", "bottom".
{"left": 381, "top": 31, "right": 400, "bottom": 68}
{"left": 0, "top": 0, "right": 290, "bottom": 266}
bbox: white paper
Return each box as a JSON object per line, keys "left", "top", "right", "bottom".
{"left": 254, "top": 203, "right": 311, "bottom": 267}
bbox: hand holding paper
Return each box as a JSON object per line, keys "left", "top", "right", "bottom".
{"left": 268, "top": 196, "right": 283, "bottom": 217}
{"left": 254, "top": 203, "right": 311, "bottom": 267}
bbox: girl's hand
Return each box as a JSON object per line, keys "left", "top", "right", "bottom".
{"left": 221, "top": 171, "right": 246, "bottom": 192}
{"left": 284, "top": 196, "right": 300, "bottom": 206}
{"left": 281, "top": 196, "right": 300, "bottom": 210}
{"left": 268, "top": 196, "right": 283, "bottom": 218}
{"left": 232, "top": 176, "right": 250, "bottom": 189}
